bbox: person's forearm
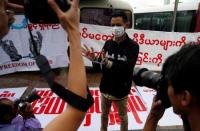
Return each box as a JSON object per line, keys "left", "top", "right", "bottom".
{"left": 43, "top": 106, "right": 85, "bottom": 131}
{"left": 143, "top": 115, "right": 159, "bottom": 131}
{"left": 67, "top": 27, "right": 87, "bottom": 98}
{"left": 0, "top": 1, "right": 6, "bottom": 13}
{"left": 7, "top": 3, "right": 24, "bottom": 12}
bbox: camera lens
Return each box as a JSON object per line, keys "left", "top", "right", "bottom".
{"left": 133, "top": 67, "right": 171, "bottom": 108}
{"left": 133, "top": 68, "right": 161, "bottom": 90}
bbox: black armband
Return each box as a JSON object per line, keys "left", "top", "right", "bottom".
{"left": 35, "top": 55, "right": 94, "bottom": 112}
{"left": 51, "top": 82, "right": 94, "bottom": 112}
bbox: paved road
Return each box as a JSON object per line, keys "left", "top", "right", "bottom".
{"left": 113, "top": 126, "right": 184, "bottom": 131}
{"left": 114, "top": 129, "right": 184, "bottom": 131}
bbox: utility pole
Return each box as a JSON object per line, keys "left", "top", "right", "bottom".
{"left": 171, "top": 0, "right": 179, "bottom": 32}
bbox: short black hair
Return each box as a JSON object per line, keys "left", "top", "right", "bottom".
{"left": 162, "top": 44, "right": 200, "bottom": 104}
{"left": 0, "top": 98, "right": 17, "bottom": 124}
{"left": 111, "top": 11, "right": 128, "bottom": 23}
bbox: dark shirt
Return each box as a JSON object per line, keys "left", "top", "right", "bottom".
{"left": 93, "top": 34, "right": 139, "bottom": 98}
{"left": 0, "top": 115, "right": 41, "bottom": 131}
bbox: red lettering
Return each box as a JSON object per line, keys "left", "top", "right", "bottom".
{"left": 136, "top": 51, "right": 163, "bottom": 67}
{"left": 44, "top": 97, "right": 65, "bottom": 114}
{"left": 0, "top": 91, "right": 15, "bottom": 97}
{"left": 33, "top": 97, "right": 50, "bottom": 114}
{"left": 109, "top": 113, "right": 115, "bottom": 125}
{"left": 114, "top": 113, "right": 120, "bottom": 124}
{"left": 132, "top": 33, "right": 188, "bottom": 51}
{"left": 83, "top": 113, "right": 91, "bottom": 126}
{"left": 127, "top": 98, "right": 143, "bottom": 124}
{"left": 129, "top": 96, "right": 146, "bottom": 112}
{"left": 95, "top": 97, "right": 101, "bottom": 113}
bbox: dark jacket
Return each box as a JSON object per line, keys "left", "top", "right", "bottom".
{"left": 93, "top": 34, "right": 139, "bottom": 98}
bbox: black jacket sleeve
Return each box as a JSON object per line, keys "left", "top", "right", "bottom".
{"left": 92, "top": 41, "right": 107, "bottom": 71}
{"left": 108, "top": 42, "right": 139, "bottom": 72}
{"left": 92, "top": 40, "right": 139, "bottom": 72}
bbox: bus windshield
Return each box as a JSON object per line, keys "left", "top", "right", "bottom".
{"left": 80, "top": 8, "right": 133, "bottom": 28}
{"left": 134, "top": 10, "right": 196, "bottom": 32}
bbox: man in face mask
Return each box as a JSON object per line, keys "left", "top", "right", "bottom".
{"left": 83, "top": 11, "right": 139, "bottom": 131}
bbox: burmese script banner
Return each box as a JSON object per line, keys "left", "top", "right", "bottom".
{"left": 0, "top": 15, "right": 199, "bottom": 75}
{"left": 0, "top": 87, "right": 182, "bottom": 130}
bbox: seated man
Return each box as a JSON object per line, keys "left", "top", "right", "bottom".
{"left": 0, "top": 98, "right": 41, "bottom": 131}
{"left": 144, "top": 43, "right": 200, "bottom": 131}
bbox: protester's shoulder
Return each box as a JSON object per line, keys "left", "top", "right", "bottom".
{"left": 127, "top": 37, "right": 139, "bottom": 49}
{"left": 127, "top": 37, "right": 138, "bottom": 46}
{"left": 105, "top": 39, "right": 114, "bottom": 44}
{"left": 104, "top": 39, "right": 114, "bottom": 48}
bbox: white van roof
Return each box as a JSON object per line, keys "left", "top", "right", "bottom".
{"left": 80, "top": 0, "right": 133, "bottom": 11}
{"left": 134, "top": 2, "right": 199, "bottom": 13}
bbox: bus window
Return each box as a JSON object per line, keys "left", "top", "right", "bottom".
{"left": 133, "top": 2, "right": 199, "bottom": 32}
{"left": 175, "top": 10, "right": 196, "bottom": 32}
{"left": 80, "top": 8, "right": 132, "bottom": 28}
{"left": 135, "top": 13, "right": 152, "bottom": 30}
{"left": 152, "top": 12, "right": 172, "bottom": 32}
{"left": 135, "top": 12, "right": 173, "bottom": 31}
{"left": 134, "top": 11, "right": 196, "bottom": 32}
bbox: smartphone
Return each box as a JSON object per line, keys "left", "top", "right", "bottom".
{"left": 24, "top": 0, "right": 70, "bottom": 23}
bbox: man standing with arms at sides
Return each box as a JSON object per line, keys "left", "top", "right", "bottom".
{"left": 83, "top": 11, "right": 139, "bottom": 131}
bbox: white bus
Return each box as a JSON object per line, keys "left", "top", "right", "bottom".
{"left": 80, "top": 0, "right": 134, "bottom": 28}
{"left": 11, "top": 0, "right": 134, "bottom": 28}
{"left": 133, "top": 2, "right": 200, "bottom": 32}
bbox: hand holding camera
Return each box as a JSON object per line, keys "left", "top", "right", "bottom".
{"left": 48, "top": 0, "right": 79, "bottom": 31}
{"left": 146, "top": 96, "right": 165, "bottom": 121}
{"left": 18, "top": 102, "right": 34, "bottom": 119}
{"left": 14, "top": 89, "right": 40, "bottom": 119}
{"left": 143, "top": 96, "right": 165, "bottom": 131}
{"left": 133, "top": 68, "right": 170, "bottom": 108}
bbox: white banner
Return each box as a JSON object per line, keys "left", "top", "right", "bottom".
{"left": 79, "top": 23, "right": 200, "bottom": 70}
{"left": 0, "top": 87, "right": 182, "bottom": 130}
{"left": 0, "top": 15, "right": 199, "bottom": 75}
{"left": 0, "top": 15, "right": 69, "bottom": 75}
{"left": 0, "top": 87, "right": 27, "bottom": 100}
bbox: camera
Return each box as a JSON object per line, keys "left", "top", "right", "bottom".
{"left": 14, "top": 89, "right": 41, "bottom": 109}
{"left": 133, "top": 68, "right": 171, "bottom": 108}
{"left": 23, "top": 0, "right": 71, "bottom": 23}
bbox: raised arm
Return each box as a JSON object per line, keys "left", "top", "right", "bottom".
{"left": 43, "top": 0, "right": 88, "bottom": 131}
{"left": 7, "top": 2, "right": 24, "bottom": 12}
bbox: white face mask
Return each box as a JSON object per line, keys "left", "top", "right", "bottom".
{"left": 112, "top": 26, "right": 125, "bottom": 38}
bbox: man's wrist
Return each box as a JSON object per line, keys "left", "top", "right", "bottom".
{"left": 66, "top": 24, "right": 79, "bottom": 32}
{"left": 144, "top": 115, "right": 159, "bottom": 131}
{"left": 103, "top": 59, "right": 113, "bottom": 69}
{"left": 146, "top": 113, "right": 160, "bottom": 124}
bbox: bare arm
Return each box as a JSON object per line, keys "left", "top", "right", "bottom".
{"left": 143, "top": 97, "right": 165, "bottom": 131}
{"left": 0, "top": 1, "right": 4, "bottom": 10}
{"left": 43, "top": 0, "right": 87, "bottom": 131}
{"left": 7, "top": 2, "right": 24, "bottom": 12}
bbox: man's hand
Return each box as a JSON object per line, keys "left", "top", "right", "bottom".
{"left": 82, "top": 44, "right": 96, "bottom": 61}
{"left": 148, "top": 96, "right": 165, "bottom": 121}
{"left": 7, "top": 2, "right": 24, "bottom": 12}
{"left": 48, "top": 0, "right": 80, "bottom": 32}
{"left": 143, "top": 96, "right": 165, "bottom": 131}
{"left": 19, "top": 102, "right": 34, "bottom": 120}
